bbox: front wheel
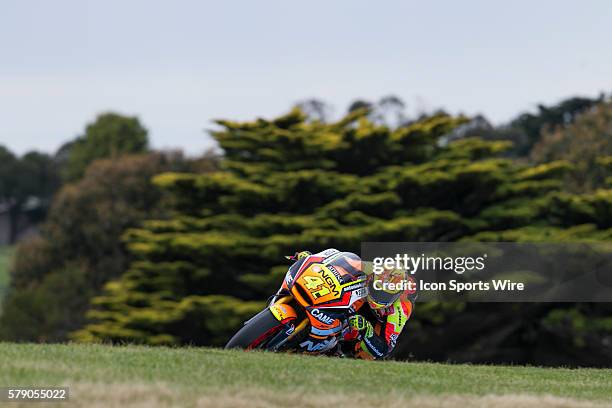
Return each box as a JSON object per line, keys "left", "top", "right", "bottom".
{"left": 225, "top": 309, "right": 284, "bottom": 350}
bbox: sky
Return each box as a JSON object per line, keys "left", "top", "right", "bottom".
{"left": 1, "top": 0, "right": 611, "bottom": 156}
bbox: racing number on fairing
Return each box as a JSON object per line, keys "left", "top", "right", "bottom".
{"left": 303, "top": 275, "right": 331, "bottom": 299}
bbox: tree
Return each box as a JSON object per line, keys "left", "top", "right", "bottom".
{"left": 0, "top": 151, "right": 215, "bottom": 342}
{"left": 347, "top": 99, "right": 373, "bottom": 113}
{"left": 73, "top": 108, "right": 611, "bottom": 368}
{"left": 61, "top": 113, "right": 149, "bottom": 181}
{"left": 347, "top": 95, "right": 408, "bottom": 127}
{"left": 294, "top": 99, "right": 333, "bottom": 123}
{"left": 442, "top": 94, "right": 609, "bottom": 158}
{"left": 531, "top": 101, "right": 612, "bottom": 192}
{"left": 19, "top": 151, "right": 61, "bottom": 205}
{"left": 0, "top": 147, "right": 60, "bottom": 243}
{"left": 377, "top": 95, "right": 406, "bottom": 127}
{"left": 509, "top": 94, "right": 606, "bottom": 155}
{"left": 0, "top": 147, "right": 21, "bottom": 243}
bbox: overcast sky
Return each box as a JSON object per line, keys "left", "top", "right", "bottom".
{"left": 1, "top": 0, "right": 611, "bottom": 156}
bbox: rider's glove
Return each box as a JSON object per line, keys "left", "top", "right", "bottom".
{"left": 348, "top": 315, "right": 373, "bottom": 338}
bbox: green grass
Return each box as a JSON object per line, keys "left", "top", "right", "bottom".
{"left": 0, "top": 246, "right": 15, "bottom": 307}
{"left": 1, "top": 343, "right": 611, "bottom": 407}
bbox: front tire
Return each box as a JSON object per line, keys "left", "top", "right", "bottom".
{"left": 225, "top": 309, "right": 284, "bottom": 350}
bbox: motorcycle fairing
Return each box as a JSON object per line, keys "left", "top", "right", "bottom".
{"left": 284, "top": 253, "right": 367, "bottom": 310}
{"left": 269, "top": 303, "right": 297, "bottom": 324}
{"left": 270, "top": 251, "right": 368, "bottom": 353}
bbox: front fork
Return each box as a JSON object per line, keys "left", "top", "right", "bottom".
{"left": 265, "top": 295, "right": 309, "bottom": 351}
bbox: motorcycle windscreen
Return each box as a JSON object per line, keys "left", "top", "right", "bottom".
{"left": 324, "top": 251, "right": 365, "bottom": 283}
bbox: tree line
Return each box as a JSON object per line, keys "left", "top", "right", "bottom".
{"left": 0, "top": 94, "right": 610, "bottom": 366}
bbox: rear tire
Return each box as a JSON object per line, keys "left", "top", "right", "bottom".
{"left": 225, "top": 309, "right": 283, "bottom": 350}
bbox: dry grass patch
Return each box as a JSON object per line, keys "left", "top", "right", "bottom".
{"left": 25, "top": 384, "right": 608, "bottom": 408}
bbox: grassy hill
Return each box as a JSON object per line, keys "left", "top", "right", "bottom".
{"left": 1, "top": 344, "right": 611, "bottom": 407}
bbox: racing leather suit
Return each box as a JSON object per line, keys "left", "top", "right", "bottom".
{"left": 343, "top": 289, "right": 415, "bottom": 360}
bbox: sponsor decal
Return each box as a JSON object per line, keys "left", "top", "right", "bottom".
{"left": 364, "top": 336, "right": 384, "bottom": 357}
{"left": 301, "top": 267, "right": 341, "bottom": 300}
{"left": 310, "top": 308, "right": 335, "bottom": 325}
{"left": 327, "top": 265, "right": 343, "bottom": 281}
{"left": 353, "top": 288, "right": 367, "bottom": 298}
{"left": 322, "top": 269, "right": 340, "bottom": 297}
{"left": 349, "top": 290, "right": 367, "bottom": 307}
{"left": 342, "top": 281, "right": 366, "bottom": 292}
{"left": 300, "top": 337, "right": 337, "bottom": 352}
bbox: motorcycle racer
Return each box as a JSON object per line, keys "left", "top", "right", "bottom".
{"left": 287, "top": 249, "right": 416, "bottom": 360}
{"left": 344, "top": 267, "right": 416, "bottom": 360}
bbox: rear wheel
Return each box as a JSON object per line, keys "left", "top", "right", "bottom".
{"left": 225, "top": 309, "right": 284, "bottom": 350}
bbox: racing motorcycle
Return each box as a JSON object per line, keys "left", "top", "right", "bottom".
{"left": 225, "top": 249, "right": 367, "bottom": 353}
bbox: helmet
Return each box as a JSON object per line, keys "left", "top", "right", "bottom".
{"left": 366, "top": 267, "right": 406, "bottom": 309}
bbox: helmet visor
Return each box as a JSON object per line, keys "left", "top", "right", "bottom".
{"left": 367, "top": 268, "right": 405, "bottom": 308}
